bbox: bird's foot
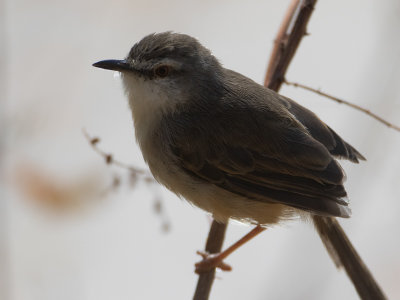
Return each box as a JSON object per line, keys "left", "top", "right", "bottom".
{"left": 195, "top": 251, "right": 232, "bottom": 274}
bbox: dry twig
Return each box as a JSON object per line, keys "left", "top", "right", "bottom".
{"left": 83, "top": 129, "right": 171, "bottom": 231}
{"left": 83, "top": 128, "right": 152, "bottom": 178}
{"left": 285, "top": 80, "right": 400, "bottom": 132}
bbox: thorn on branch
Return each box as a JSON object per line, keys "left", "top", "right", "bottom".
{"left": 90, "top": 137, "right": 100, "bottom": 145}
{"left": 105, "top": 154, "right": 113, "bottom": 164}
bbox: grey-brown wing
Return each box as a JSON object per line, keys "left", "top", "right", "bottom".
{"left": 225, "top": 69, "right": 365, "bottom": 163}
{"left": 165, "top": 107, "right": 351, "bottom": 218}
{"left": 279, "top": 96, "right": 365, "bottom": 163}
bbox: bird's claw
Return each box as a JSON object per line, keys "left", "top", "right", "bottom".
{"left": 195, "top": 251, "right": 232, "bottom": 274}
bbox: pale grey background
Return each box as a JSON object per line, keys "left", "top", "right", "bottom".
{"left": 1, "top": 0, "right": 400, "bottom": 299}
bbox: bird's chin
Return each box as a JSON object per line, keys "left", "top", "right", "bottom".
{"left": 121, "top": 72, "right": 139, "bottom": 96}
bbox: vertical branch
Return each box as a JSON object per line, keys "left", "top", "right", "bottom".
{"left": 193, "top": 1, "right": 318, "bottom": 299}
{"left": 193, "top": 221, "right": 227, "bottom": 300}
{"left": 264, "top": 0, "right": 299, "bottom": 88}
{"left": 265, "top": 0, "right": 317, "bottom": 90}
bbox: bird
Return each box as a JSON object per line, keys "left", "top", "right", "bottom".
{"left": 93, "top": 32, "right": 385, "bottom": 299}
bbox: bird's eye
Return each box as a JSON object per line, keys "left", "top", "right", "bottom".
{"left": 154, "top": 65, "right": 170, "bottom": 78}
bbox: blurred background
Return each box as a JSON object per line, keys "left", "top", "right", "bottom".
{"left": 1, "top": 0, "right": 400, "bottom": 299}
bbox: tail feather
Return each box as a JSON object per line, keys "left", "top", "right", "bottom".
{"left": 313, "top": 216, "right": 386, "bottom": 300}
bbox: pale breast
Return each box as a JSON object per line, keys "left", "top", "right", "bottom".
{"left": 135, "top": 120, "right": 295, "bottom": 226}
{"left": 124, "top": 73, "right": 294, "bottom": 226}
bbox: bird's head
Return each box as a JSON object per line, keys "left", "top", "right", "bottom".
{"left": 93, "top": 32, "right": 223, "bottom": 119}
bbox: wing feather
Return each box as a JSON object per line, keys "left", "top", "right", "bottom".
{"left": 161, "top": 70, "right": 362, "bottom": 218}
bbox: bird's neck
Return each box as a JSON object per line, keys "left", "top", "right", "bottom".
{"left": 122, "top": 73, "right": 171, "bottom": 162}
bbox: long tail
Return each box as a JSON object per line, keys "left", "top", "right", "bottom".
{"left": 313, "top": 216, "right": 387, "bottom": 300}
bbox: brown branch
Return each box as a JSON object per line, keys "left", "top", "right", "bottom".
{"left": 193, "top": 1, "right": 318, "bottom": 299}
{"left": 265, "top": 0, "right": 317, "bottom": 90}
{"left": 314, "top": 216, "right": 387, "bottom": 300}
{"left": 193, "top": 221, "right": 227, "bottom": 300}
{"left": 264, "top": 0, "right": 299, "bottom": 88}
{"left": 285, "top": 80, "right": 400, "bottom": 132}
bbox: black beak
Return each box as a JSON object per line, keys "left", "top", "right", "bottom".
{"left": 92, "top": 59, "right": 132, "bottom": 72}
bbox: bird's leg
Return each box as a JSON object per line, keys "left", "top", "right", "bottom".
{"left": 195, "top": 225, "right": 266, "bottom": 274}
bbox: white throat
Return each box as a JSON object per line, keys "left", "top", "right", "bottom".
{"left": 122, "top": 72, "right": 182, "bottom": 149}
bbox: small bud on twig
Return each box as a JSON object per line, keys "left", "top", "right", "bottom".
{"left": 105, "top": 154, "right": 113, "bottom": 164}
{"left": 90, "top": 137, "right": 100, "bottom": 145}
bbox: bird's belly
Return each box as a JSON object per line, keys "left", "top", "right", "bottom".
{"left": 143, "top": 139, "right": 295, "bottom": 225}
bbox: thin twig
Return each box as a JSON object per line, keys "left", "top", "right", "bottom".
{"left": 83, "top": 129, "right": 171, "bottom": 231}
{"left": 193, "top": 1, "right": 318, "bottom": 299}
{"left": 82, "top": 128, "right": 154, "bottom": 180}
{"left": 285, "top": 80, "right": 400, "bottom": 132}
